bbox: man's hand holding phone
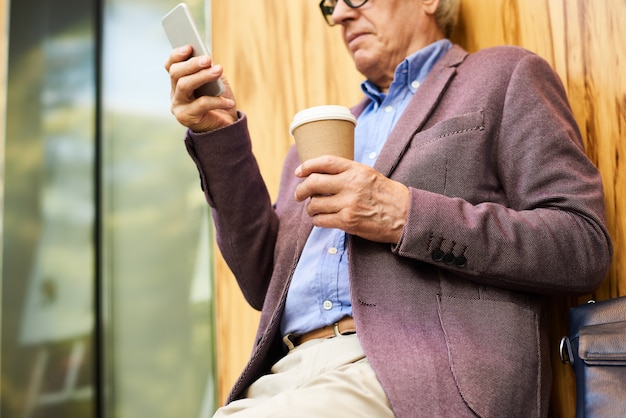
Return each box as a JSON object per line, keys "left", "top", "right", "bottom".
{"left": 163, "top": 3, "right": 237, "bottom": 132}
{"left": 165, "top": 45, "right": 236, "bottom": 133}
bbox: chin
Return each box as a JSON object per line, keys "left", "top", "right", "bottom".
{"left": 353, "top": 55, "right": 378, "bottom": 80}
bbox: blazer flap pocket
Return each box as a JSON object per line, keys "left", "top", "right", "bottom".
{"left": 411, "top": 110, "right": 485, "bottom": 148}
{"left": 579, "top": 320, "right": 626, "bottom": 365}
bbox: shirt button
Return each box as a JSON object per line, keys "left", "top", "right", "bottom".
{"left": 384, "top": 105, "right": 393, "bottom": 113}
{"left": 328, "top": 247, "right": 338, "bottom": 255}
{"left": 368, "top": 151, "right": 377, "bottom": 160}
{"left": 411, "top": 80, "right": 420, "bottom": 89}
{"left": 323, "top": 300, "right": 333, "bottom": 310}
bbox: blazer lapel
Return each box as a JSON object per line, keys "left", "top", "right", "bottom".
{"left": 373, "top": 45, "right": 469, "bottom": 177}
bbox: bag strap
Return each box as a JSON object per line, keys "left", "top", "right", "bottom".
{"left": 559, "top": 336, "right": 574, "bottom": 365}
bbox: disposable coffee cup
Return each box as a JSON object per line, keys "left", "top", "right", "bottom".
{"left": 289, "top": 105, "right": 357, "bottom": 162}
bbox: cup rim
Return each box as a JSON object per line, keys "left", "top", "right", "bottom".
{"left": 289, "top": 105, "right": 357, "bottom": 135}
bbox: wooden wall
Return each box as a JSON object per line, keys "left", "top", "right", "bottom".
{"left": 210, "top": 0, "right": 361, "bottom": 404}
{"left": 211, "top": 1, "right": 626, "bottom": 416}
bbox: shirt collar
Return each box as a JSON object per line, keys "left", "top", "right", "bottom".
{"left": 361, "top": 39, "right": 453, "bottom": 106}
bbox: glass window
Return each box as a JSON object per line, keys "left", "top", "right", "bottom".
{"left": 101, "top": 1, "right": 216, "bottom": 415}
{"left": 1, "top": 0, "right": 216, "bottom": 417}
{"left": 1, "top": 1, "right": 97, "bottom": 416}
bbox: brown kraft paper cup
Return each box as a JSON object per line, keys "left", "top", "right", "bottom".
{"left": 289, "top": 105, "right": 357, "bottom": 162}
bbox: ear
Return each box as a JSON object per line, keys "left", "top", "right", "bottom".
{"left": 421, "top": 0, "right": 440, "bottom": 15}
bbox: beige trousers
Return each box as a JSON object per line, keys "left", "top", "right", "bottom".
{"left": 213, "top": 333, "right": 395, "bottom": 417}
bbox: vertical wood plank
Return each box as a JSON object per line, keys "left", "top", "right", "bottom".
{"left": 211, "top": 0, "right": 362, "bottom": 404}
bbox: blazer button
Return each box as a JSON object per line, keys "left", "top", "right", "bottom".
{"left": 455, "top": 255, "right": 468, "bottom": 268}
{"left": 443, "top": 253, "right": 455, "bottom": 264}
{"left": 432, "top": 249, "right": 445, "bottom": 262}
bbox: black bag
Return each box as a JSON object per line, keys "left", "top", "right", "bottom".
{"left": 560, "top": 296, "right": 626, "bottom": 417}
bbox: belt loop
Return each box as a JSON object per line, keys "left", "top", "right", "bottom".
{"left": 283, "top": 334, "right": 296, "bottom": 350}
{"left": 333, "top": 322, "right": 341, "bottom": 337}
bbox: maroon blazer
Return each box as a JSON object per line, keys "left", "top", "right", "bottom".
{"left": 184, "top": 45, "right": 612, "bottom": 417}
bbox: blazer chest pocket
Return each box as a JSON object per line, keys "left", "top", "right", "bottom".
{"left": 410, "top": 110, "right": 485, "bottom": 149}
{"left": 393, "top": 110, "right": 498, "bottom": 201}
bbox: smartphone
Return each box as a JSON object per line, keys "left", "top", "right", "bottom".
{"left": 162, "top": 3, "right": 225, "bottom": 97}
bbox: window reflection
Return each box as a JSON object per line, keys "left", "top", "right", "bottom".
{"left": 2, "top": 1, "right": 96, "bottom": 417}
{"left": 21, "top": 34, "right": 95, "bottom": 348}
{"left": 101, "top": 1, "right": 216, "bottom": 416}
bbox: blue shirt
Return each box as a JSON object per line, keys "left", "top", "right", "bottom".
{"left": 281, "top": 39, "right": 453, "bottom": 337}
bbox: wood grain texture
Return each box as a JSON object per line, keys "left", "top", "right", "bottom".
{"left": 211, "top": 0, "right": 625, "bottom": 414}
{"left": 454, "top": 2, "right": 625, "bottom": 415}
{"left": 211, "top": 0, "right": 362, "bottom": 404}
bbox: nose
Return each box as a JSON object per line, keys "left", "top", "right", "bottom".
{"left": 331, "top": 0, "right": 357, "bottom": 25}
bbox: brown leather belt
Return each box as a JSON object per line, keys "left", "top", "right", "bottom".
{"left": 290, "top": 316, "right": 356, "bottom": 347}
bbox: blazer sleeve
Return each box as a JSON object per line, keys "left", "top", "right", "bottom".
{"left": 184, "top": 114, "right": 278, "bottom": 310}
{"left": 392, "top": 51, "right": 613, "bottom": 295}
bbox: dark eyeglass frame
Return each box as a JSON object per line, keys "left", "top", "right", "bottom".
{"left": 319, "top": 0, "right": 369, "bottom": 26}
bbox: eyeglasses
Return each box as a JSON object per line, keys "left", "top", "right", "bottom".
{"left": 319, "top": 0, "right": 369, "bottom": 26}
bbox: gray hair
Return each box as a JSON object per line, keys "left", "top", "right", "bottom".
{"left": 435, "top": 0, "right": 461, "bottom": 38}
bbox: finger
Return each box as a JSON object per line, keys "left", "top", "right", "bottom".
{"left": 171, "top": 80, "right": 234, "bottom": 118}
{"left": 168, "top": 49, "right": 214, "bottom": 78}
{"left": 170, "top": 74, "right": 236, "bottom": 132}
{"left": 295, "top": 155, "right": 352, "bottom": 178}
{"left": 170, "top": 59, "right": 218, "bottom": 99}
{"left": 164, "top": 45, "right": 193, "bottom": 72}
{"left": 173, "top": 66, "right": 223, "bottom": 104}
{"left": 309, "top": 212, "right": 341, "bottom": 230}
{"left": 294, "top": 173, "right": 343, "bottom": 202}
{"left": 170, "top": 96, "right": 236, "bottom": 132}
{"left": 165, "top": 45, "right": 194, "bottom": 93}
{"left": 167, "top": 51, "right": 214, "bottom": 88}
{"left": 306, "top": 194, "right": 338, "bottom": 216}
{"left": 166, "top": 46, "right": 195, "bottom": 95}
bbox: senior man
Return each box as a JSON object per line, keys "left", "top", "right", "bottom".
{"left": 165, "top": 0, "right": 612, "bottom": 416}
